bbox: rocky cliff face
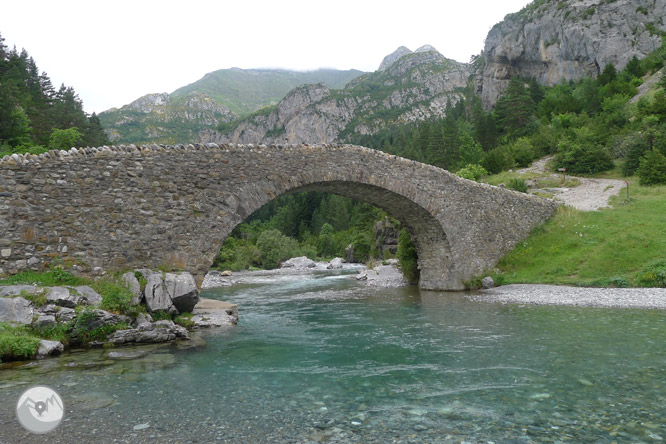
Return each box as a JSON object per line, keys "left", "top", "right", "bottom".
{"left": 100, "top": 92, "right": 235, "bottom": 144}
{"left": 203, "top": 47, "right": 472, "bottom": 145}
{"left": 479, "top": 0, "right": 666, "bottom": 108}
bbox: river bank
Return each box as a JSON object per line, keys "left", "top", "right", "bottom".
{"left": 473, "top": 284, "right": 666, "bottom": 309}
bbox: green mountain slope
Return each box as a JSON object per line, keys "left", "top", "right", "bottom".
{"left": 98, "top": 68, "right": 365, "bottom": 144}
{"left": 171, "top": 68, "right": 365, "bottom": 116}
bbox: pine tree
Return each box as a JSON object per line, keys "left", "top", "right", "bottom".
{"left": 493, "top": 77, "right": 536, "bottom": 137}
{"left": 84, "top": 113, "right": 110, "bottom": 147}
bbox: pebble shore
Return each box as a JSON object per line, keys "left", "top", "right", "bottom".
{"left": 472, "top": 284, "right": 666, "bottom": 309}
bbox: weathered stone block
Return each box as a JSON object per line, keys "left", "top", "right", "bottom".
{"left": 143, "top": 273, "right": 176, "bottom": 313}
{"left": 120, "top": 271, "right": 143, "bottom": 305}
{"left": 0, "top": 297, "right": 33, "bottom": 324}
{"left": 46, "top": 287, "right": 81, "bottom": 308}
{"left": 75, "top": 286, "right": 103, "bottom": 306}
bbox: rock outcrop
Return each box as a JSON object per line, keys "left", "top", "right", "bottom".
{"left": 374, "top": 217, "right": 400, "bottom": 258}
{"left": 100, "top": 91, "right": 235, "bottom": 144}
{"left": 478, "top": 0, "right": 666, "bottom": 108}
{"left": 378, "top": 46, "right": 414, "bottom": 71}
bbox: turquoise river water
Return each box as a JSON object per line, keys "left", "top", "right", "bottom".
{"left": 0, "top": 269, "right": 665, "bottom": 443}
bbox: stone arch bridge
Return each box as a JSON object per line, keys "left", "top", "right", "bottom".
{"left": 0, "top": 144, "right": 558, "bottom": 290}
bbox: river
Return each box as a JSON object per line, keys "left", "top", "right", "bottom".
{"left": 1, "top": 269, "right": 665, "bottom": 443}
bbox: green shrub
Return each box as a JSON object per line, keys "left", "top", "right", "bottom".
{"left": 48, "top": 127, "right": 82, "bottom": 150}
{"left": 637, "top": 149, "right": 666, "bottom": 185}
{"left": 509, "top": 137, "right": 536, "bottom": 167}
{"left": 29, "top": 322, "right": 71, "bottom": 345}
{"left": 507, "top": 178, "right": 529, "bottom": 193}
{"left": 609, "top": 277, "right": 631, "bottom": 288}
{"left": 256, "top": 229, "right": 300, "bottom": 269}
{"left": 481, "top": 147, "right": 514, "bottom": 174}
{"left": 636, "top": 260, "right": 666, "bottom": 287}
{"left": 555, "top": 141, "right": 614, "bottom": 174}
{"left": 456, "top": 164, "right": 488, "bottom": 181}
{"left": 396, "top": 230, "right": 419, "bottom": 283}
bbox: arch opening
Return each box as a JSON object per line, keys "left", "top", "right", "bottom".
{"left": 200, "top": 181, "right": 456, "bottom": 290}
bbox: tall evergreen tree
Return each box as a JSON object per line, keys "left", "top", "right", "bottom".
{"left": 84, "top": 113, "right": 110, "bottom": 147}
{"left": 493, "top": 77, "right": 536, "bottom": 137}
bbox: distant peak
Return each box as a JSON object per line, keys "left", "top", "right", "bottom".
{"left": 415, "top": 44, "right": 438, "bottom": 53}
{"left": 378, "top": 46, "right": 413, "bottom": 71}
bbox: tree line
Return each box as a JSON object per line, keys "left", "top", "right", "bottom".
{"left": 0, "top": 32, "right": 109, "bottom": 156}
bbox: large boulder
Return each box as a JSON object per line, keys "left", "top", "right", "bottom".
{"left": 281, "top": 256, "right": 316, "bottom": 269}
{"left": 46, "top": 287, "right": 82, "bottom": 308}
{"left": 121, "top": 272, "right": 143, "bottom": 305}
{"left": 164, "top": 272, "right": 199, "bottom": 313}
{"left": 75, "top": 286, "right": 103, "bottom": 306}
{"left": 327, "top": 258, "right": 344, "bottom": 269}
{"left": 0, "top": 297, "right": 33, "bottom": 325}
{"left": 36, "top": 340, "right": 64, "bottom": 359}
{"left": 143, "top": 273, "right": 177, "bottom": 314}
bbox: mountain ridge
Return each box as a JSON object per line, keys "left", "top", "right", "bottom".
{"left": 99, "top": 68, "right": 365, "bottom": 144}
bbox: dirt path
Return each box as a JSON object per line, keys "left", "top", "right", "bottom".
{"left": 517, "top": 157, "right": 626, "bottom": 211}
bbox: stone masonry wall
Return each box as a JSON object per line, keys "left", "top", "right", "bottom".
{"left": 0, "top": 144, "right": 559, "bottom": 290}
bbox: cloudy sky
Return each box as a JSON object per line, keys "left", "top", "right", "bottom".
{"left": 1, "top": 0, "right": 530, "bottom": 114}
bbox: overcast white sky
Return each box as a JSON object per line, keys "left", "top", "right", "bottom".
{"left": 1, "top": 0, "right": 530, "bottom": 114}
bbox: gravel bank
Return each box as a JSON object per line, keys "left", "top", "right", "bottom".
{"left": 471, "top": 284, "right": 666, "bottom": 309}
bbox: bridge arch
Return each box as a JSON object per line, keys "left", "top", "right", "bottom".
{"left": 0, "top": 144, "right": 558, "bottom": 290}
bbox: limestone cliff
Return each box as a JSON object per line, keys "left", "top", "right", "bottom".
{"left": 479, "top": 0, "right": 666, "bottom": 108}
{"left": 100, "top": 92, "right": 235, "bottom": 144}
{"left": 203, "top": 47, "right": 471, "bottom": 145}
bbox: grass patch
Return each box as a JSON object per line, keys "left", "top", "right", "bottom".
{"left": 493, "top": 183, "right": 666, "bottom": 286}
{"left": 483, "top": 170, "right": 547, "bottom": 186}
{"left": 91, "top": 279, "right": 133, "bottom": 314}
{"left": 0, "top": 322, "right": 41, "bottom": 362}
{"left": 174, "top": 312, "right": 195, "bottom": 329}
{"left": 1, "top": 267, "right": 86, "bottom": 287}
{"left": 29, "top": 322, "right": 71, "bottom": 345}
{"left": 537, "top": 177, "right": 582, "bottom": 188}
